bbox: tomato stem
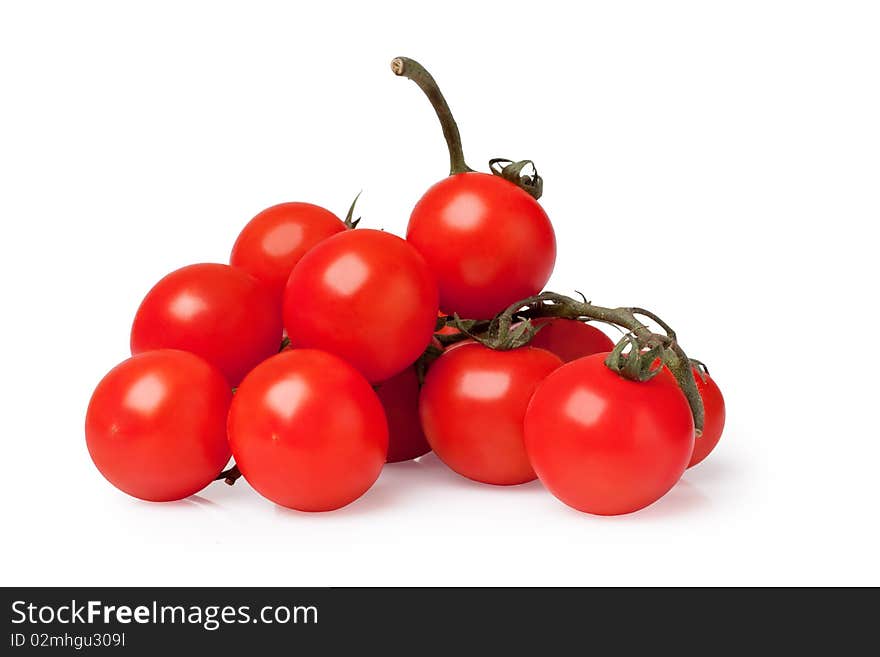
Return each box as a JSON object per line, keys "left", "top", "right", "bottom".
{"left": 438, "top": 292, "right": 705, "bottom": 434}
{"left": 343, "top": 191, "right": 362, "bottom": 229}
{"left": 215, "top": 465, "right": 242, "bottom": 486}
{"left": 391, "top": 57, "right": 474, "bottom": 175}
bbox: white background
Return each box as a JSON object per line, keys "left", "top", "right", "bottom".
{"left": 1, "top": 1, "right": 878, "bottom": 586}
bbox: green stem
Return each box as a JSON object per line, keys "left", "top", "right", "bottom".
{"left": 391, "top": 57, "right": 473, "bottom": 175}
{"left": 490, "top": 292, "right": 705, "bottom": 434}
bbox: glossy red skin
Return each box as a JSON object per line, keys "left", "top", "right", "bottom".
{"left": 651, "top": 364, "right": 726, "bottom": 468}
{"left": 230, "top": 202, "right": 345, "bottom": 303}
{"left": 419, "top": 343, "right": 563, "bottom": 485}
{"left": 131, "top": 263, "right": 282, "bottom": 385}
{"left": 529, "top": 318, "right": 615, "bottom": 362}
{"left": 376, "top": 365, "right": 432, "bottom": 463}
{"left": 283, "top": 229, "right": 439, "bottom": 383}
{"left": 228, "top": 349, "right": 388, "bottom": 512}
{"left": 85, "top": 350, "right": 232, "bottom": 502}
{"left": 407, "top": 172, "right": 556, "bottom": 319}
{"left": 524, "top": 353, "right": 695, "bottom": 515}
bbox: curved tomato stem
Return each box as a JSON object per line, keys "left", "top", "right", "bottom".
{"left": 433, "top": 292, "right": 705, "bottom": 434}
{"left": 391, "top": 57, "right": 474, "bottom": 175}
{"left": 343, "top": 191, "right": 362, "bottom": 229}
{"left": 391, "top": 57, "right": 545, "bottom": 199}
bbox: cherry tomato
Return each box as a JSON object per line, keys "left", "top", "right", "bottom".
{"left": 528, "top": 318, "right": 615, "bottom": 362}
{"left": 376, "top": 365, "right": 431, "bottom": 463}
{"left": 524, "top": 353, "right": 694, "bottom": 515}
{"left": 407, "top": 172, "right": 556, "bottom": 319}
{"left": 283, "top": 229, "right": 439, "bottom": 382}
{"left": 130, "top": 263, "right": 282, "bottom": 385}
{"left": 227, "top": 349, "right": 388, "bottom": 511}
{"left": 230, "top": 202, "right": 345, "bottom": 303}
{"left": 85, "top": 350, "right": 232, "bottom": 502}
{"left": 419, "top": 343, "right": 562, "bottom": 485}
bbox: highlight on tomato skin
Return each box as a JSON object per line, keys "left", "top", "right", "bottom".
{"left": 276, "top": 343, "right": 432, "bottom": 464}
{"left": 227, "top": 349, "right": 389, "bottom": 512}
{"left": 527, "top": 318, "right": 615, "bottom": 363}
{"left": 407, "top": 172, "right": 556, "bottom": 320}
{"left": 419, "top": 342, "right": 563, "bottom": 486}
{"left": 283, "top": 229, "right": 440, "bottom": 383}
{"left": 130, "top": 263, "right": 283, "bottom": 386}
{"left": 524, "top": 352, "right": 695, "bottom": 516}
{"left": 230, "top": 202, "right": 346, "bottom": 304}
{"left": 85, "top": 349, "right": 233, "bottom": 502}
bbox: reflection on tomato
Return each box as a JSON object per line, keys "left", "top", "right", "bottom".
{"left": 407, "top": 173, "right": 555, "bottom": 319}
{"left": 230, "top": 202, "right": 345, "bottom": 303}
{"left": 130, "top": 263, "right": 282, "bottom": 385}
{"left": 283, "top": 229, "right": 438, "bottom": 382}
{"left": 419, "top": 343, "right": 562, "bottom": 485}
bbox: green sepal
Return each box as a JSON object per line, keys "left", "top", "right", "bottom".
{"left": 344, "top": 191, "right": 362, "bottom": 229}
{"left": 489, "top": 158, "right": 543, "bottom": 200}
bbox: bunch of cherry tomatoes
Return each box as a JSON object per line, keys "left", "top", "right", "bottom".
{"left": 85, "top": 58, "right": 725, "bottom": 516}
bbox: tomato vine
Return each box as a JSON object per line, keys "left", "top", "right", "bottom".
{"left": 433, "top": 292, "right": 706, "bottom": 434}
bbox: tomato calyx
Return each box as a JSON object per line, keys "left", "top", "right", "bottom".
{"left": 605, "top": 334, "right": 667, "bottom": 383}
{"left": 391, "top": 56, "right": 543, "bottom": 198}
{"left": 447, "top": 313, "right": 542, "bottom": 351}
{"left": 343, "top": 191, "right": 362, "bottom": 229}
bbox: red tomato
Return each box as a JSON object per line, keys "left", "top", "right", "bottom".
{"left": 130, "top": 263, "right": 282, "bottom": 385}
{"left": 227, "top": 349, "right": 388, "bottom": 511}
{"left": 283, "top": 229, "right": 439, "bottom": 382}
{"left": 85, "top": 350, "right": 232, "bottom": 502}
{"left": 650, "top": 363, "right": 726, "bottom": 468}
{"left": 376, "top": 365, "right": 431, "bottom": 463}
{"left": 524, "top": 353, "right": 694, "bottom": 515}
{"left": 528, "top": 318, "right": 615, "bottom": 362}
{"left": 687, "top": 369, "right": 725, "bottom": 468}
{"left": 230, "top": 202, "right": 345, "bottom": 302}
{"left": 407, "top": 172, "right": 556, "bottom": 319}
{"left": 419, "top": 343, "right": 562, "bottom": 485}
